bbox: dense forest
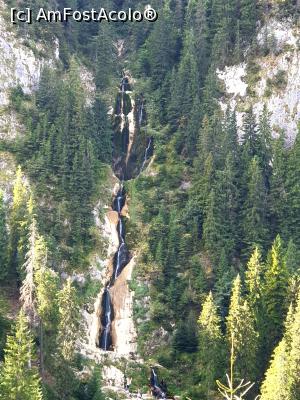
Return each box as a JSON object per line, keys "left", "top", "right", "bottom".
{"left": 0, "top": 0, "right": 300, "bottom": 399}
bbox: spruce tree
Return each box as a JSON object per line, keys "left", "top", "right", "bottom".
{"left": 0, "top": 310, "right": 43, "bottom": 400}
{"left": 203, "top": 189, "right": 222, "bottom": 260}
{"left": 260, "top": 293, "right": 300, "bottom": 399}
{"left": 243, "top": 156, "right": 269, "bottom": 255}
{"left": 258, "top": 105, "right": 273, "bottom": 186}
{"left": 286, "top": 126, "right": 300, "bottom": 247}
{"left": 270, "top": 131, "right": 288, "bottom": 240}
{"left": 245, "top": 247, "right": 263, "bottom": 315}
{"left": 145, "top": 2, "right": 178, "bottom": 88}
{"left": 198, "top": 292, "right": 224, "bottom": 397}
{"left": 226, "top": 275, "right": 259, "bottom": 381}
{"left": 170, "top": 30, "right": 199, "bottom": 125}
{"left": 240, "top": 0, "right": 257, "bottom": 43}
{"left": 214, "top": 154, "right": 240, "bottom": 259}
{"left": 285, "top": 239, "right": 300, "bottom": 273}
{"left": 241, "top": 107, "right": 260, "bottom": 164}
{"left": 35, "top": 264, "right": 59, "bottom": 332}
{"left": 8, "top": 167, "right": 30, "bottom": 276}
{"left": 263, "top": 235, "right": 289, "bottom": 351}
{"left": 222, "top": 108, "right": 240, "bottom": 166}
{"left": 57, "top": 278, "right": 80, "bottom": 362}
{"left": 84, "top": 366, "right": 105, "bottom": 400}
{"left": 260, "top": 339, "right": 290, "bottom": 400}
{"left": 0, "top": 191, "right": 8, "bottom": 281}
{"left": 94, "top": 23, "right": 116, "bottom": 91}
{"left": 20, "top": 219, "right": 39, "bottom": 324}
{"left": 186, "top": 0, "right": 209, "bottom": 84}
{"left": 288, "top": 293, "right": 300, "bottom": 398}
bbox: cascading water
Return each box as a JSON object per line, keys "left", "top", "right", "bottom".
{"left": 111, "top": 186, "right": 130, "bottom": 283}
{"left": 99, "top": 76, "right": 132, "bottom": 351}
{"left": 99, "top": 73, "right": 154, "bottom": 354}
{"left": 99, "top": 184, "right": 129, "bottom": 350}
{"left": 138, "top": 97, "right": 144, "bottom": 126}
{"left": 140, "top": 137, "right": 153, "bottom": 174}
{"left": 150, "top": 369, "right": 166, "bottom": 399}
{"left": 99, "top": 287, "right": 113, "bottom": 351}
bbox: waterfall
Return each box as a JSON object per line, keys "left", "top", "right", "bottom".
{"left": 113, "top": 187, "right": 126, "bottom": 213}
{"left": 150, "top": 369, "right": 166, "bottom": 399}
{"left": 151, "top": 369, "right": 159, "bottom": 387}
{"left": 99, "top": 74, "right": 153, "bottom": 358}
{"left": 121, "top": 76, "right": 126, "bottom": 93}
{"left": 117, "top": 219, "right": 125, "bottom": 243}
{"left": 99, "top": 287, "right": 113, "bottom": 351}
{"left": 113, "top": 241, "right": 129, "bottom": 281}
{"left": 140, "top": 137, "right": 153, "bottom": 174}
{"left": 139, "top": 99, "right": 144, "bottom": 126}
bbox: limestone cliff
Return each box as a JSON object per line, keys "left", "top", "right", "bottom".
{"left": 218, "top": 16, "right": 300, "bottom": 144}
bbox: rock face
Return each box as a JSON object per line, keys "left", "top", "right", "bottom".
{"left": 80, "top": 181, "right": 138, "bottom": 387}
{"left": 110, "top": 256, "right": 137, "bottom": 355}
{"left": 217, "top": 17, "right": 300, "bottom": 144}
{"left": 0, "top": 0, "right": 47, "bottom": 140}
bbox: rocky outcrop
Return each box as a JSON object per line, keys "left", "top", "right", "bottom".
{"left": 110, "top": 256, "right": 137, "bottom": 355}
{"left": 0, "top": 0, "right": 52, "bottom": 140}
{"left": 218, "top": 17, "right": 300, "bottom": 144}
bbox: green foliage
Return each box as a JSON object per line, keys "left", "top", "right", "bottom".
{"left": 12, "top": 62, "right": 111, "bottom": 268}
{"left": 57, "top": 278, "right": 80, "bottom": 362}
{"left": 0, "top": 191, "right": 8, "bottom": 281}
{"left": 265, "top": 70, "right": 288, "bottom": 97}
{"left": 226, "top": 275, "right": 259, "bottom": 381}
{"left": 198, "top": 292, "right": 224, "bottom": 397}
{"left": 243, "top": 156, "right": 269, "bottom": 255}
{"left": 0, "top": 297, "right": 10, "bottom": 361}
{"left": 8, "top": 167, "right": 31, "bottom": 277}
{"left": 245, "top": 247, "right": 263, "bottom": 322}
{"left": 260, "top": 293, "right": 300, "bottom": 399}
{"left": 0, "top": 310, "right": 43, "bottom": 400}
{"left": 4, "top": 1, "right": 300, "bottom": 397}
{"left": 263, "top": 236, "right": 289, "bottom": 352}
{"left": 172, "top": 310, "right": 198, "bottom": 354}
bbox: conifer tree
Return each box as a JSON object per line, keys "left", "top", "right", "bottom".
{"left": 243, "top": 156, "right": 269, "bottom": 255}
{"left": 260, "top": 294, "right": 300, "bottom": 399}
{"left": 259, "top": 339, "right": 290, "bottom": 400}
{"left": 8, "top": 167, "right": 29, "bottom": 275}
{"left": 226, "top": 275, "right": 259, "bottom": 381}
{"left": 203, "top": 189, "right": 222, "bottom": 259}
{"left": 57, "top": 278, "right": 80, "bottom": 362}
{"left": 240, "top": 0, "right": 257, "bottom": 43}
{"left": 198, "top": 292, "right": 224, "bottom": 396}
{"left": 214, "top": 154, "right": 240, "bottom": 259}
{"left": 263, "top": 235, "right": 289, "bottom": 351}
{"left": 286, "top": 126, "right": 300, "bottom": 247}
{"left": 194, "top": 151, "right": 215, "bottom": 214}
{"left": 222, "top": 108, "right": 240, "bottom": 166}
{"left": 169, "top": 30, "right": 199, "bottom": 125}
{"left": 20, "top": 219, "right": 38, "bottom": 324}
{"left": 84, "top": 366, "right": 105, "bottom": 400}
{"left": 0, "top": 310, "right": 43, "bottom": 400}
{"left": 0, "top": 191, "right": 8, "bottom": 281}
{"left": 245, "top": 247, "right": 263, "bottom": 316}
{"left": 241, "top": 107, "right": 260, "bottom": 164}
{"left": 285, "top": 239, "right": 300, "bottom": 273}
{"left": 35, "top": 265, "right": 59, "bottom": 332}
{"left": 287, "top": 293, "right": 300, "bottom": 398}
{"left": 185, "top": 96, "right": 201, "bottom": 159}
{"left": 94, "top": 23, "right": 116, "bottom": 91}
{"left": 270, "top": 131, "right": 288, "bottom": 239}
{"left": 186, "top": 0, "right": 209, "bottom": 84}
{"left": 145, "top": 2, "right": 178, "bottom": 88}
{"left": 258, "top": 105, "right": 273, "bottom": 186}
